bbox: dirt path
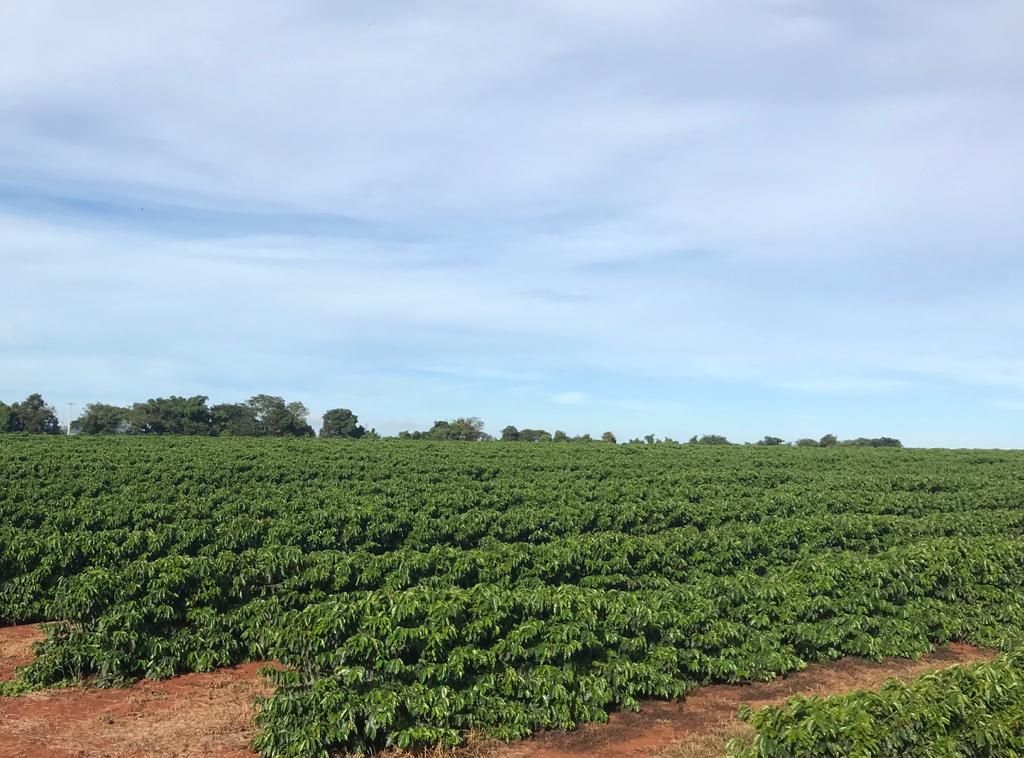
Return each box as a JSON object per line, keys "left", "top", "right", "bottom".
{"left": 0, "top": 625, "right": 996, "bottom": 758}
{"left": 0, "top": 625, "right": 44, "bottom": 683}
{"left": 494, "top": 643, "right": 995, "bottom": 758}
{"left": 0, "top": 626, "right": 271, "bottom": 758}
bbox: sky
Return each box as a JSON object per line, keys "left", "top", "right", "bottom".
{"left": 2, "top": 1, "right": 1023, "bottom": 447}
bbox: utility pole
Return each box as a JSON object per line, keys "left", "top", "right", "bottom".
{"left": 67, "top": 402, "right": 75, "bottom": 436}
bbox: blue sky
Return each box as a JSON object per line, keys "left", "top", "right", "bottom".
{"left": 2, "top": 1, "right": 1023, "bottom": 446}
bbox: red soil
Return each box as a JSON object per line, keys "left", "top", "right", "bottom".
{"left": 0, "top": 625, "right": 271, "bottom": 758}
{"left": 493, "top": 642, "right": 996, "bottom": 758}
{"left": 0, "top": 625, "right": 45, "bottom": 683}
{"left": 0, "top": 624, "right": 997, "bottom": 758}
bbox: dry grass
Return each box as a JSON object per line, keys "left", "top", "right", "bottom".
{"left": 650, "top": 727, "right": 756, "bottom": 758}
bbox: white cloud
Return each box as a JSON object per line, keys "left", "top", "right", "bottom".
{"left": 1, "top": 1, "right": 1023, "bottom": 445}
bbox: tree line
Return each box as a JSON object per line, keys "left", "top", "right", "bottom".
{"left": 0, "top": 393, "right": 370, "bottom": 439}
{"left": 397, "top": 420, "right": 619, "bottom": 444}
{"left": 0, "top": 393, "right": 901, "bottom": 447}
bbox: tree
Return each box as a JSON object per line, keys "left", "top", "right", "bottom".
{"left": 794, "top": 438, "right": 818, "bottom": 447}
{"left": 448, "top": 417, "right": 485, "bottom": 441}
{"left": 519, "top": 428, "right": 552, "bottom": 442}
{"left": 72, "top": 403, "right": 129, "bottom": 435}
{"left": 320, "top": 408, "right": 366, "bottom": 439}
{"left": 246, "top": 395, "right": 314, "bottom": 437}
{"left": 874, "top": 436, "right": 903, "bottom": 448}
{"left": 426, "top": 420, "right": 451, "bottom": 439}
{"left": 601, "top": 431, "right": 617, "bottom": 444}
{"left": 10, "top": 393, "right": 61, "bottom": 434}
{"left": 645, "top": 434, "right": 657, "bottom": 445}
{"left": 691, "top": 434, "right": 731, "bottom": 445}
{"left": 0, "top": 401, "right": 12, "bottom": 432}
{"left": 819, "top": 433, "right": 839, "bottom": 447}
{"left": 757, "top": 436, "right": 784, "bottom": 446}
{"left": 553, "top": 430, "right": 568, "bottom": 442}
{"left": 129, "top": 396, "right": 214, "bottom": 435}
{"left": 501, "top": 425, "right": 520, "bottom": 441}
{"left": 211, "top": 403, "right": 260, "bottom": 436}
{"left": 839, "top": 436, "right": 904, "bottom": 448}
{"left": 427, "top": 417, "right": 485, "bottom": 441}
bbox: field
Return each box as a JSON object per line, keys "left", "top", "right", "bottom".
{"left": 3, "top": 437, "right": 1024, "bottom": 756}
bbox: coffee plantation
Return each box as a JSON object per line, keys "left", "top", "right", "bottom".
{"left": 2, "top": 437, "right": 1024, "bottom": 755}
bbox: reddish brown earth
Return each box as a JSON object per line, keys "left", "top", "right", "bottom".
{"left": 0, "top": 624, "right": 996, "bottom": 758}
{"left": 493, "top": 642, "right": 996, "bottom": 758}
{"left": 0, "top": 626, "right": 271, "bottom": 758}
{"left": 0, "top": 625, "right": 44, "bottom": 683}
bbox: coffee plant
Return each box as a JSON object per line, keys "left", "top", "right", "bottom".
{"left": 730, "top": 650, "right": 1024, "bottom": 757}
{"left": 2, "top": 437, "right": 1024, "bottom": 755}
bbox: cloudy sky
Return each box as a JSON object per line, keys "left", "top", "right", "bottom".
{"left": 2, "top": 1, "right": 1023, "bottom": 446}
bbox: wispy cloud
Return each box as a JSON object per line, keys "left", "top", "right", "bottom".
{"left": 1, "top": 1, "right": 1023, "bottom": 445}
{"left": 0, "top": 183, "right": 405, "bottom": 241}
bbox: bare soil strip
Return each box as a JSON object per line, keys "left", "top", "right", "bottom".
{"left": 0, "top": 625, "right": 44, "bottom": 683}
{"left": 0, "top": 625, "right": 996, "bottom": 758}
{"left": 0, "top": 626, "right": 270, "bottom": 758}
{"left": 492, "top": 642, "right": 995, "bottom": 758}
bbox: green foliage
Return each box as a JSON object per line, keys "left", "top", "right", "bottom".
{"left": 730, "top": 652, "right": 1024, "bottom": 757}
{"left": 690, "top": 434, "right": 731, "bottom": 445}
{"left": 211, "top": 403, "right": 261, "bottom": 436}
{"left": 8, "top": 393, "right": 61, "bottom": 434}
{"left": 246, "top": 395, "right": 314, "bottom": 437}
{"left": 119, "top": 395, "right": 316, "bottom": 437}
{"left": 412, "top": 417, "right": 487, "bottom": 441}
{"left": 840, "top": 436, "right": 904, "bottom": 448}
{"left": 128, "top": 396, "right": 215, "bottom": 435}
{"left": 502, "top": 427, "right": 583, "bottom": 443}
{"left": 319, "top": 408, "right": 366, "bottom": 439}
{"left": 72, "top": 403, "right": 130, "bottom": 435}
{"left": 0, "top": 401, "right": 12, "bottom": 432}
{"left": 2, "top": 440, "right": 1024, "bottom": 754}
